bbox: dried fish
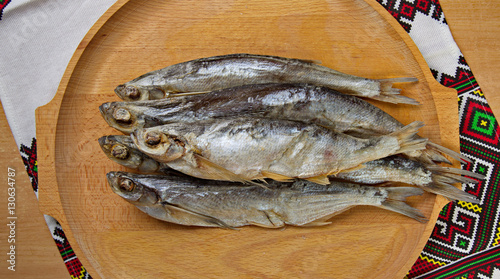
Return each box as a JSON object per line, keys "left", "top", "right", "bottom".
{"left": 131, "top": 117, "right": 427, "bottom": 185}
{"left": 107, "top": 171, "right": 427, "bottom": 228}
{"left": 335, "top": 156, "right": 483, "bottom": 203}
{"left": 99, "top": 135, "right": 481, "bottom": 203}
{"left": 98, "top": 135, "right": 170, "bottom": 173}
{"left": 114, "top": 53, "right": 418, "bottom": 104}
{"left": 100, "top": 83, "right": 464, "bottom": 164}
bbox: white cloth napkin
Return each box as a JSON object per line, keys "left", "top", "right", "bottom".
{"left": 0, "top": 1, "right": 116, "bottom": 275}
{"left": 0, "top": 0, "right": 117, "bottom": 147}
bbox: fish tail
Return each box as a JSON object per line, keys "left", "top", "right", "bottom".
{"left": 424, "top": 181, "right": 479, "bottom": 204}
{"left": 426, "top": 141, "right": 472, "bottom": 164}
{"left": 421, "top": 165, "right": 483, "bottom": 203}
{"left": 375, "top": 77, "right": 420, "bottom": 105}
{"left": 379, "top": 77, "right": 419, "bottom": 84}
{"left": 379, "top": 187, "right": 427, "bottom": 222}
{"left": 390, "top": 121, "right": 428, "bottom": 155}
{"left": 418, "top": 148, "right": 452, "bottom": 165}
{"left": 426, "top": 165, "right": 486, "bottom": 181}
{"left": 370, "top": 94, "right": 421, "bottom": 105}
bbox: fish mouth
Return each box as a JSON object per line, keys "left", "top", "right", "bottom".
{"left": 97, "top": 136, "right": 107, "bottom": 147}
{"left": 98, "top": 135, "right": 121, "bottom": 155}
{"left": 98, "top": 102, "right": 110, "bottom": 118}
{"left": 99, "top": 102, "right": 130, "bottom": 123}
{"left": 98, "top": 136, "right": 114, "bottom": 156}
{"left": 106, "top": 171, "right": 121, "bottom": 194}
{"left": 98, "top": 102, "right": 116, "bottom": 127}
{"left": 114, "top": 84, "right": 127, "bottom": 99}
{"left": 130, "top": 129, "right": 149, "bottom": 149}
{"left": 115, "top": 84, "right": 142, "bottom": 101}
{"left": 115, "top": 84, "right": 125, "bottom": 93}
{"left": 99, "top": 102, "right": 136, "bottom": 133}
{"left": 130, "top": 129, "right": 139, "bottom": 142}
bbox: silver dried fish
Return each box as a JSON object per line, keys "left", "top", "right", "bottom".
{"left": 131, "top": 117, "right": 427, "bottom": 185}
{"left": 101, "top": 83, "right": 463, "bottom": 163}
{"left": 98, "top": 135, "right": 169, "bottom": 173}
{"left": 107, "top": 171, "right": 427, "bottom": 228}
{"left": 335, "top": 156, "right": 483, "bottom": 203}
{"left": 114, "top": 53, "right": 418, "bottom": 104}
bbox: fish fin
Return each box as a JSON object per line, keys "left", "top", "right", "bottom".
{"left": 420, "top": 165, "right": 483, "bottom": 203}
{"left": 370, "top": 94, "right": 421, "bottom": 105}
{"left": 297, "top": 58, "right": 322, "bottom": 65}
{"left": 412, "top": 153, "right": 435, "bottom": 165}
{"left": 389, "top": 121, "right": 428, "bottom": 155}
{"left": 327, "top": 165, "right": 365, "bottom": 177}
{"left": 256, "top": 178, "right": 269, "bottom": 183}
{"left": 371, "top": 77, "right": 420, "bottom": 105}
{"left": 426, "top": 141, "right": 472, "bottom": 164}
{"left": 373, "top": 181, "right": 396, "bottom": 187}
{"left": 380, "top": 187, "right": 428, "bottom": 222}
{"left": 327, "top": 169, "right": 341, "bottom": 176}
{"left": 438, "top": 173, "right": 481, "bottom": 184}
{"left": 336, "top": 164, "right": 366, "bottom": 174}
{"left": 247, "top": 210, "right": 286, "bottom": 228}
{"left": 260, "top": 171, "right": 295, "bottom": 182}
{"left": 378, "top": 77, "right": 419, "bottom": 84}
{"left": 300, "top": 207, "right": 355, "bottom": 226}
{"left": 304, "top": 175, "right": 330, "bottom": 185}
{"left": 248, "top": 222, "right": 282, "bottom": 228}
{"left": 418, "top": 148, "right": 452, "bottom": 165}
{"left": 423, "top": 182, "right": 479, "bottom": 204}
{"left": 300, "top": 220, "right": 332, "bottom": 227}
{"left": 162, "top": 202, "right": 236, "bottom": 229}
{"left": 426, "top": 165, "right": 486, "bottom": 181}
{"left": 167, "top": 91, "right": 212, "bottom": 98}
{"left": 315, "top": 122, "right": 336, "bottom": 132}
{"left": 194, "top": 154, "right": 264, "bottom": 187}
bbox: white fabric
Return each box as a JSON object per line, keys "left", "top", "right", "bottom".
{"left": 0, "top": 0, "right": 117, "bottom": 147}
{"left": 409, "top": 11, "right": 466, "bottom": 78}
{"left": 0, "top": 1, "right": 116, "bottom": 274}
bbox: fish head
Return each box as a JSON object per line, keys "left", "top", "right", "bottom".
{"left": 107, "top": 171, "right": 159, "bottom": 206}
{"left": 99, "top": 102, "right": 144, "bottom": 134}
{"left": 98, "top": 136, "right": 161, "bottom": 172}
{"left": 115, "top": 84, "right": 167, "bottom": 101}
{"left": 131, "top": 128, "right": 186, "bottom": 163}
{"left": 115, "top": 84, "right": 148, "bottom": 101}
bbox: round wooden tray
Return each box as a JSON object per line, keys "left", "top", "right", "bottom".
{"left": 37, "top": 0, "right": 457, "bottom": 278}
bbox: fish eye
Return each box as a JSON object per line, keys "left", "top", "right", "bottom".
{"left": 125, "top": 86, "right": 141, "bottom": 100}
{"left": 145, "top": 131, "right": 162, "bottom": 146}
{"left": 111, "top": 144, "right": 130, "bottom": 160}
{"left": 113, "top": 108, "right": 132, "bottom": 124}
{"left": 119, "top": 178, "right": 135, "bottom": 192}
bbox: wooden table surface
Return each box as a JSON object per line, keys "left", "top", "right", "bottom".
{"left": 0, "top": 0, "right": 498, "bottom": 278}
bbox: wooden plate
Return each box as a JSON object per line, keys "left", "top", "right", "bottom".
{"left": 37, "top": 0, "right": 458, "bottom": 278}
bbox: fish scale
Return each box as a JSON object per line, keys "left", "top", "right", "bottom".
{"left": 131, "top": 116, "right": 426, "bottom": 184}
{"left": 100, "top": 83, "right": 465, "bottom": 164}
{"left": 107, "top": 171, "right": 427, "bottom": 228}
{"left": 114, "top": 53, "right": 418, "bottom": 105}
{"left": 98, "top": 135, "right": 483, "bottom": 203}
{"left": 97, "top": 54, "right": 483, "bottom": 228}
